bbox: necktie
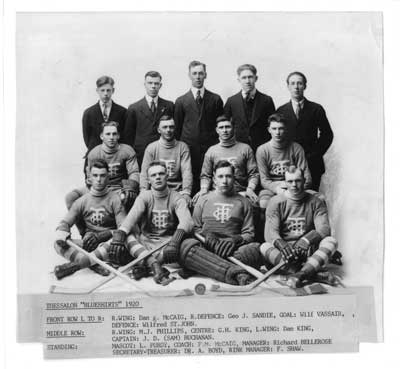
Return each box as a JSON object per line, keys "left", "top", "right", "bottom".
{"left": 295, "top": 103, "right": 301, "bottom": 119}
{"left": 196, "top": 90, "right": 202, "bottom": 107}
{"left": 103, "top": 104, "right": 108, "bottom": 121}
{"left": 150, "top": 99, "right": 156, "bottom": 114}
{"left": 245, "top": 92, "right": 251, "bottom": 103}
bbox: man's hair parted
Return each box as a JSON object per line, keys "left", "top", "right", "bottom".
{"left": 267, "top": 113, "right": 287, "bottom": 127}
{"left": 89, "top": 158, "right": 109, "bottom": 172}
{"left": 101, "top": 121, "right": 120, "bottom": 133}
{"left": 188, "top": 60, "right": 207, "bottom": 72}
{"left": 286, "top": 71, "right": 307, "bottom": 86}
{"left": 145, "top": 71, "right": 162, "bottom": 80}
{"left": 147, "top": 160, "right": 167, "bottom": 174}
{"left": 285, "top": 165, "right": 304, "bottom": 178}
{"left": 237, "top": 64, "right": 257, "bottom": 76}
{"left": 96, "top": 76, "right": 115, "bottom": 88}
{"left": 214, "top": 160, "right": 235, "bottom": 175}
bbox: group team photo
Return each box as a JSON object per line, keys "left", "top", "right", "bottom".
{"left": 15, "top": 13, "right": 383, "bottom": 338}
{"left": 53, "top": 62, "right": 342, "bottom": 293}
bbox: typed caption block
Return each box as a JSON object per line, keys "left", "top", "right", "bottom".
{"left": 42, "top": 292, "right": 358, "bottom": 358}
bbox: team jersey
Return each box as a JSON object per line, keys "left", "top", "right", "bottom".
{"left": 140, "top": 138, "right": 192, "bottom": 195}
{"left": 87, "top": 143, "right": 139, "bottom": 189}
{"left": 120, "top": 188, "right": 193, "bottom": 240}
{"left": 57, "top": 189, "right": 126, "bottom": 234}
{"left": 265, "top": 192, "right": 330, "bottom": 243}
{"left": 200, "top": 141, "right": 259, "bottom": 192}
{"left": 194, "top": 191, "right": 254, "bottom": 243}
{"left": 256, "top": 140, "right": 312, "bottom": 192}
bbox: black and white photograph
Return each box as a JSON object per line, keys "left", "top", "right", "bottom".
{"left": 4, "top": 1, "right": 397, "bottom": 366}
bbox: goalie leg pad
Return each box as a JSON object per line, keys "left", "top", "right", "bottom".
{"left": 179, "top": 239, "right": 246, "bottom": 285}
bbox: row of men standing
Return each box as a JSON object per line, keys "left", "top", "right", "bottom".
{"left": 82, "top": 61, "right": 333, "bottom": 193}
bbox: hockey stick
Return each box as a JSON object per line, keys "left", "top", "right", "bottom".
{"left": 209, "top": 260, "right": 286, "bottom": 293}
{"left": 50, "top": 240, "right": 168, "bottom": 294}
{"left": 53, "top": 240, "right": 192, "bottom": 297}
{"left": 193, "top": 233, "right": 286, "bottom": 293}
{"left": 228, "top": 256, "right": 270, "bottom": 285}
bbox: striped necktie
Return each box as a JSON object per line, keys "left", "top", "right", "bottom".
{"left": 196, "top": 90, "right": 202, "bottom": 106}
{"left": 150, "top": 99, "right": 156, "bottom": 114}
{"left": 295, "top": 102, "right": 302, "bottom": 119}
{"left": 103, "top": 103, "right": 109, "bottom": 121}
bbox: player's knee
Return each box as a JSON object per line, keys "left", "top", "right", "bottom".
{"left": 259, "top": 191, "right": 274, "bottom": 209}
{"left": 233, "top": 242, "right": 263, "bottom": 269}
{"left": 54, "top": 242, "right": 67, "bottom": 256}
{"left": 65, "top": 190, "right": 82, "bottom": 210}
{"left": 307, "top": 190, "right": 326, "bottom": 203}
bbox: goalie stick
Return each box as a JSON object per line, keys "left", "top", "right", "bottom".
{"left": 194, "top": 233, "right": 286, "bottom": 293}
{"left": 50, "top": 240, "right": 168, "bottom": 294}
{"left": 210, "top": 260, "right": 287, "bottom": 293}
{"left": 51, "top": 240, "right": 192, "bottom": 297}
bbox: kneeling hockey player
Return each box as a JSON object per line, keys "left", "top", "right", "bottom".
{"left": 53, "top": 159, "right": 128, "bottom": 279}
{"left": 235, "top": 165, "right": 338, "bottom": 288}
{"left": 108, "top": 160, "right": 194, "bottom": 285}
{"left": 177, "top": 160, "right": 255, "bottom": 285}
{"left": 65, "top": 121, "right": 140, "bottom": 230}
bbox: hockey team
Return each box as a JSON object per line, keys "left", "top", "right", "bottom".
{"left": 54, "top": 62, "right": 342, "bottom": 291}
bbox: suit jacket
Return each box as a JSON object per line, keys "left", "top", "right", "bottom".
{"left": 224, "top": 90, "right": 275, "bottom": 152}
{"left": 82, "top": 101, "right": 127, "bottom": 153}
{"left": 276, "top": 98, "right": 333, "bottom": 174}
{"left": 174, "top": 89, "right": 224, "bottom": 151}
{"left": 122, "top": 96, "right": 174, "bottom": 160}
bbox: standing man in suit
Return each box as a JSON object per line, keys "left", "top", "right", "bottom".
{"left": 224, "top": 64, "right": 275, "bottom": 152}
{"left": 82, "top": 76, "right": 127, "bottom": 175}
{"left": 123, "top": 71, "right": 174, "bottom": 167}
{"left": 276, "top": 72, "right": 333, "bottom": 190}
{"left": 174, "top": 61, "right": 224, "bottom": 194}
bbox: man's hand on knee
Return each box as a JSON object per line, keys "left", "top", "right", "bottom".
{"left": 55, "top": 230, "right": 70, "bottom": 250}
{"left": 273, "top": 238, "right": 296, "bottom": 263}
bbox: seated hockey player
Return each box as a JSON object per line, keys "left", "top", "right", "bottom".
{"left": 140, "top": 115, "right": 193, "bottom": 205}
{"left": 65, "top": 121, "right": 140, "bottom": 235}
{"left": 256, "top": 113, "right": 312, "bottom": 210}
{"left": 176, "top": 160, "right": 255, "bottom": 285}
{"left": 235, "top": 165, "right": 338, "bottom": 288}
{"left": 193, "top": 115, "right": 259, "bottom": 206}
{"left": 108, "top": 160, "right": 194, "bottom": 285}
{"left": 53, "top": 159, "right": 128, "bottom": 279}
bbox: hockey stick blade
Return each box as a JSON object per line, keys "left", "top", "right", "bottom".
{"left": 50, "top": 240, "right": 168, "bottom": 295}
{"left": 62, "top": 240, "right": 191, "bottom": 298}
{"left": 209, "top": 260, "right": 286, "bottom": 293}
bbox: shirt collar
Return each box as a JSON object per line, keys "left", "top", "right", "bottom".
{"left": 99, "top": 100, "right": 112, "bottom": 110}
{"left": 191, "top": 86, "right": 205, "bottom": 99}
{"left": 291, "top": 99, "right": 304, "bottom": 110}
{"left": 241, "top": 88, "right": 257, "bottom": 100}
{"left": 145, "top": 95, "right": 158, "bottom": 107}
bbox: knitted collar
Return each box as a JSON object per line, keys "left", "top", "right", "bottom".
{"left": 270, "top": 139, "right": 288, "bottom": 150}
{"left": 101, "top": 143, "right": 119, "bottom": 154}
{"left": 284, "top": 190, "right": 307, "bottom": 202}
{"left": 219, "top": 135, "right": 237, "bottom": 148}
{"left": 90, "top": 187, "right": 109, "bottom": 197}
{"left": 159, "top": 137, "right": 177, "bottom": 149}
{"left": 215, "top": 187, "right": 236, "bottom": 197}
{"left": 151, "top": 186, "right": 169, "bottom": 198}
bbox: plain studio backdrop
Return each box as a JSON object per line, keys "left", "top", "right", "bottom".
{"left": 16, "top": 12, "right": 383, "bottom": 331}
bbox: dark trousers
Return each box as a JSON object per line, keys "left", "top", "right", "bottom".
{"left": 189, "top": 144, "right": 206, "bottom": 196}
